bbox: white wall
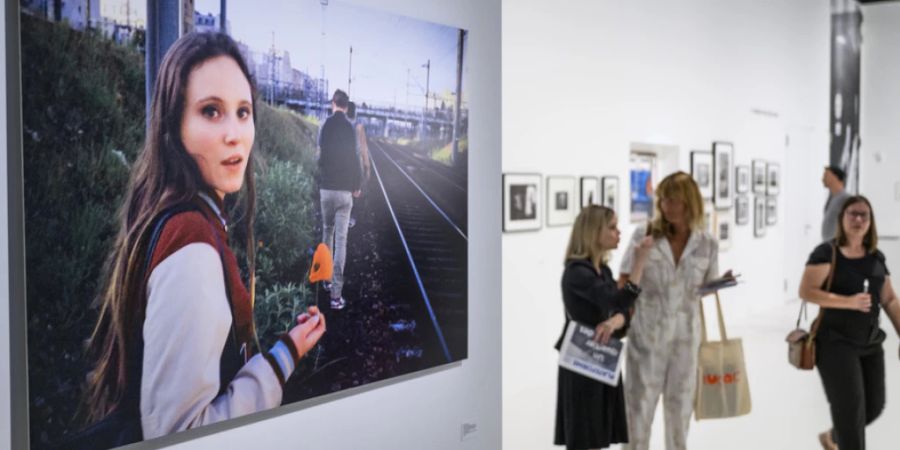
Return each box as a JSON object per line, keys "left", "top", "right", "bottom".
{"left": 1, "top": 0, "right": 501, "bottom": 449}
{"left": 502, "top": 1, "right": 830, "bottom": 449}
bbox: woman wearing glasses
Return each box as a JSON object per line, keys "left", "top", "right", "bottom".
{"left": 799, "top": 195, "right": 900, "bottom": 450}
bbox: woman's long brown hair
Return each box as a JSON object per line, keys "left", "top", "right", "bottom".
{"left": 82, "top": 32, "right": 258, "bottom": 423}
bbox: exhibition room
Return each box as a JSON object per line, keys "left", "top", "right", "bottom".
{"left": 2, "top": 0, "right": 900, "bottom": 449}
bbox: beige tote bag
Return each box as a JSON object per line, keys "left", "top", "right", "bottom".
{"left": 694, "top": 293, "right": 752, "bottom": 420}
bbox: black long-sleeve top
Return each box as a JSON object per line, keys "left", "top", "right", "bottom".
{"left": 555, "top": 258, "right": 638, "bottom": 350}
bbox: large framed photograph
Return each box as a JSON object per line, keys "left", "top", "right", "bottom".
{"left": 752, "top": 159, "right": 767, "bottom": 194}
{"left": 581, "top": 176, "right": 601, "bottom": 208}
{"left": 629, "top": 152, "right": 656, "bottom": 223}
{"left": 766, "top": 162, "right": 781, "bottom": 196}
{"left": 712, "top": 141, "right": 734, "bottom": 210}
{"left": 735, "top": 196, "right": 750, "bottom": 226}
{"left": 735, "top": 165, "right": 750, "bottom": 194}
{"left": 15, "top": 2, "right": 471, "bottom": 448}
{"left": 754, "top": 196, "right": 767, "bottom": 237}
{"left": 504, "top": 173, "right": 542, "bottom": 231}
{"left": 547, "top": 176, "right": 577, "bottom": 227}
{"left": 766, "top": 196, "right": 778, "bottom": 225}
{"left": 601, "top": 176, "right": 620, "bottom": 213}
{"left": 690, "top": 151, "right": 713, "bottom": 200}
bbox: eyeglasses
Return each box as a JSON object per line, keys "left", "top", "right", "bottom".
{"left": 844, "top": 211, "right": 870, "bottom": 221}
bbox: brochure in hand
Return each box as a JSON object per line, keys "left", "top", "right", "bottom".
{"left": 698, "top": 272, "right": 740, "bottom": 296}
{"left": 558, "top": 320, "right": 625, "bottom": 386}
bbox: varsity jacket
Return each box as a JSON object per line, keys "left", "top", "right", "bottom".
{"left": 138, "top": 193, "right": 300, "bottom": 439}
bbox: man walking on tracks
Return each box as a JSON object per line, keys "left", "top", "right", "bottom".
{"left": 318, "top": 89, "right": 361, "bottom": 310}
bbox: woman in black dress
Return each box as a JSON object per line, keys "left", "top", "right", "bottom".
{"left": 555, "top": 205, "right": 653, "bottom": 449}
{"left": 799, "top": 195, "right": 900, "bottom": 450}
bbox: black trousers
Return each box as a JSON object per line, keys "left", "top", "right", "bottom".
{"left": 816, "top": 339, "right": 885, "bottom": 450}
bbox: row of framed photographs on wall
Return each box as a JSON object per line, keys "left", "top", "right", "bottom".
{"left": 690, "top": 142, "right": 780, "bottom": 210}
{"left": 711, "top": 195, "right": 778, "bottom": 251}
{"left": 502, "top": 174, "right": 620, "bottom": 232}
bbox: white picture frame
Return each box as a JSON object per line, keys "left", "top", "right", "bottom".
{"left": 712, "top": 141, "right": 734, "bottom": 210}
{"left": 766, "top": 196, "right": 778, "bottom": 225}
{"left": 601, "top": 176, "right": 619, "bottom": 214}
{"left": 735, "top": 195, "right": 750, "bottom": 226}
{"left": 580, "top": 176, "right": 601, "bottom": 209}
{"left": 503, "top": 173, "right": 542, "bottom": 232}
{"left": 546, "top": 176, "right": 576, "bottom": 227}
{"left": 752, "top": 159, "right": 767, "bottom": 194}
{"left": 735, "top": 165, "right": 750, "bottom": 194}
{"left": 691, "top": 151, "right": 713, "bottom": 200}
{"left": 766, "top": 162, "right": 781, "bottom": 196}
{"left": 754, "top": 196, "right": 766, "bottom": 237}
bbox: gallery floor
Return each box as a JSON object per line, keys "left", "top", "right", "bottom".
{"left": 514, "top": 299, "right": 900, "bottom": 449}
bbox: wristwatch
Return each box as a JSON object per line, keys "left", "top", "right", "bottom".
{"left": 623, "top": 280, "right": 642, "bottom": 296}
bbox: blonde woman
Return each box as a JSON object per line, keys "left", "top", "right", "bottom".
{"left": 619, "top": 171, "right": 721, "bottom": 450}
{"left": 554, "top": 205, "right": 652, "bottom": 449}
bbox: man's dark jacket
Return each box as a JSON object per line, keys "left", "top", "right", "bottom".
{"left": 318, "top": 111, "right": 361, "bottom": 192}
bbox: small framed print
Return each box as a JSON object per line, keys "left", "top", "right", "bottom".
{"left": 752, "top": 160, "right": 767, "bottom": 194}
{"left": 735, "top": 196, "right": 750, "bottom": 226}
{"left": 580, "top": 176, "right": 601, "bottom": 208}
{"left": 691, "top": 151, "right": 713, "bottom": 200}
{"left": 601, "top": 176, "right": 619, "bottom": 213}
{"left": 766, "top": 196, "right": 777, "bottom": 225}
{"left": 503, "top": 173, "right": 542, "bottom": 232}
{"left": 546, "top": 176, "right": 576, "bottom": 227}
{"left": 712, "top": 141, "right": 734, "bottom": 210}
{"left": 704, "top": 201, "right": 715, "bottom": 235}
{"left": 754, "top": 196, "right": 766, "bottom": 237}
{"left": 735, "top": 165, "right": 750, "bottom": 194}
{"left": 766, "top": 162, "right": 781, "bottom": 196}
{"left": 716, "top": 213, "right": 733, "bottom": 251}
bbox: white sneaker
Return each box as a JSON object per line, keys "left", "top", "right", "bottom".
{"left": 330, "top": 297, "right": 347, "bottom": 310}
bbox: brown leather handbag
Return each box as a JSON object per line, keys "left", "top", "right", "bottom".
{"left": 786, "top": 244, "right": 836, "bottom": 370}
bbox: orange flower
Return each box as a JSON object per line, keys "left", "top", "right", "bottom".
{"left": 309, "top": 243, "right": 333, "bottom": 283}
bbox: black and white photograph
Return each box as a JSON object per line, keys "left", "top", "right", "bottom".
{"left": 712, "top": 141, "right": 734, "bottom": 210}
{"left": 754, "top": 196, "right": 767, "bottom": 237}
{"left": 716, "top": 213, "right": 732, "bottom": 251}
{"left": 601, "top": 176, "right": 619, "bottom": 213}
{"left": 546, "top": 176, "right": 576, "bottom": 227}
{"left": 766, "top": 162, "right": 781, "bottom": 196}
{"left": 752, "top": 159, "right": 767, "bottom": 194}
{"left": 704, "top": 201, "right": 715, "bottom": 234}
{"left": 504, "top": 173, "right": 542, "bottom": 231}
{"left": 766, "top": 196, "right": 778, "bottom": 225}
{"left": 735, "top": 196, "right": 750, "bottom": 226}
{"left": 691, "top": 151, "right": 713, "bottom": 200}
{"left": 736, "top": 165, "right": 750, "bottom": 194}
{"left": 580, "top": 176, "right": 601, "bottom": 209}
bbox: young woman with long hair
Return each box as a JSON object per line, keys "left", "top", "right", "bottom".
{"left": 554, "top": 205, "right": 652, "bottom": 450}
{"left": 79, "top": 32, "right": 325, "bottom": 444}
{"left": 799, "top": 195, "right": 900, "bottom": 450}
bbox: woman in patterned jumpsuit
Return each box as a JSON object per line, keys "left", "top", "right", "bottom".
{"left": 619, "top": 172, "right": 721, "bottom": 450}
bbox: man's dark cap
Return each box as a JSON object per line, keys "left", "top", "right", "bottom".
{"left": 825, "top": 165, "right": 846, "bottom": 183}
{"left": 330, "top": 89, "right": 349, "bottom": 108}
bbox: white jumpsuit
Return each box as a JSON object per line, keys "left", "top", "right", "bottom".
{"left": 620, "top": 225, "right": 719, "bottom": 450}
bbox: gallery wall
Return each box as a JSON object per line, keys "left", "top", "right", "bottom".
{"left": 860, "top": 1, "right": 900, "bottom": 267}
{"left": 501, "top": 0, "right": 830, "bottom": 448}
{"left": 1, "top": 0, "right": 501, "bottom": 449}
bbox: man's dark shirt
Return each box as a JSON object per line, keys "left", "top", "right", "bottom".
{"left": 318, "top": 111, "right": 361, "bottom": 191}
